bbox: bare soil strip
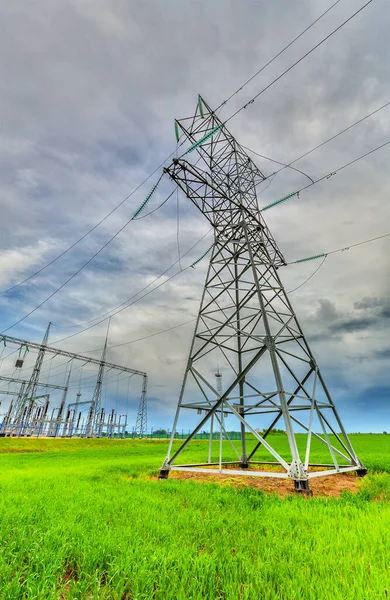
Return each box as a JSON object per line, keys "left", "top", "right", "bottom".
{"left": 169, "top": 470, "right": 360, "bottom": 497}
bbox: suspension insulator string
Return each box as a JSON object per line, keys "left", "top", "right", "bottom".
{"left": 132, "top": 172, "right": 164, "bottom": 218}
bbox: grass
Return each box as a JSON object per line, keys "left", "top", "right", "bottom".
{"left": 0, "top": 436, "right": 389, "bottom": 599}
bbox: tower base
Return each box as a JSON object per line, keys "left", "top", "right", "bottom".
{"left": 356, "top": 468, "right": 368, "bottom": 477}
{"left": 294, "top": 479, "right": 312, "bottom": 496}
{"left": 158, "top": 469, "right": 170, "bottom": 480}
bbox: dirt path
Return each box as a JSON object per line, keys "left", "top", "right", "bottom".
{"left": 169, "top": 469, "right": 360, "bottom": 497}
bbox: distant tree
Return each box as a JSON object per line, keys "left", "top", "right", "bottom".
{"left": 383, "top": 431, "right": 388, "bottom": 435}
{"left": 153, "top": 429, "right": 168, "bottom": 436}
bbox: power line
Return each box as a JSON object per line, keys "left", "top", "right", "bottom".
{"left": 6, "top": 227, "right": 388, "bottom": 378}
{"left": 48, "top": 133, "right": 390, "bottom": 342}
{"left": 287, "top": 231, "right": 390, "bottom": 265}
{"left": 262, "top": 138, "right": 390, "bottom": 211}
{"left": 287, "top": 256, "right": 328, "bottom": 293}
{"left": 53, "top": 228, "right": 390, "bottom": 351}
{"left": 1, "top": 3, "right": 370, "bottom": 329}
{"left": 217, "top": 0, "right": 343, "bottom": 111}
{"left": 0, "top": 230, "right": 212, "bottom": 379}
{"left": 224, "top": 0, "right": 374, "bottom": 124}
{"left": 283, "top": 101, "right": 390, "bottom": 169}
{"left": 82, "top": 318, "right": 197, "bottom": 355}
{"left": 0, "top": 186, "right": 175, "bottom": 334}
{"left": 241, "top": 146, "right": 315, "bottom": 184}
{"left": 245, "top": 100, "right": 390, "bottom": 183}
{"left": 51, "top": 271, "right": 187, "bottom": 345}
{"left": 0, "top": 152, "right": 180, "bottom": 297}
{"left": 49, "top": 232, "right": 213, "bottom": 345}
{"left": 53, "top": 228, "right": 212, "bottom": 331}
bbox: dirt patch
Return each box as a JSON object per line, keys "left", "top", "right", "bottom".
{"left": 169, "top": 469, "right": 360, "bottom": 497}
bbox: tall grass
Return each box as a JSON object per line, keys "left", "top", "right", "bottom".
{"left": 0, "top": 436, "right": 389, "bottom": 599}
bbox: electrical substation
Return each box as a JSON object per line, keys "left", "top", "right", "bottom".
{"left": 0, "top": 323, "right": 148, "bottom": 438}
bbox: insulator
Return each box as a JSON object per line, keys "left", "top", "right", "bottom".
{"left": 295, "top": 253, "right": 326, "bottom": 264}
{"left": 132, "top": 173, "right": 164, "bottom": 219}
{"left": 263, "top": 191, "right": 297, "bottom": 212}
{"left": 191, "top": 244, "right": 213, "bottom": 268}
{"left": 174, "top": 120, "right": 180, "bottom": 142}
{"left": 198, "top": 95, "right": 204, "bottom": 118}
{"left": 187, "top": 125, "right": 222, "bottom": 153}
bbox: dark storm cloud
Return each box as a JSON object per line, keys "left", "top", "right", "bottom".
{"left": 373, "top": 347, "right": 390, "bottom": 359}
{"left": 354, "top": 296, "right": 383, "bottom": 310}
{"left": 330, "top": 316, "right": 377, "bottom": 333}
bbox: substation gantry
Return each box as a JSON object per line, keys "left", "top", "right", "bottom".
{"left": 159, "top": 96, "right": 366, "bottom": 493}
{"left": 0, "top": 323, "right": 148, "bottom": 438}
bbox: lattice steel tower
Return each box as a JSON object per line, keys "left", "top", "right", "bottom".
{"left": 135, "top": 375, "right": 148, "bottom": 437}
{"left": 159, "top": 96, "right": 366, "bottom": 492}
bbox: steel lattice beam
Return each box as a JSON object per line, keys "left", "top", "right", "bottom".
{"left": 159, "top": 96, "right": 366, "bottom": 492}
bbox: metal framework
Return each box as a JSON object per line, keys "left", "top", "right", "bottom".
{"left": 0, "top": 326, "right": 147, "bottom": 438}
{"left": 135, "top": 374, "right": 148, "bottom": 437}
{"left": 159, "top": 96, "right": 366, "bottom": 492}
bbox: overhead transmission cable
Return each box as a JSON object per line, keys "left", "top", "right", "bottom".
{"left": 52, "top": 226, "right": 212, "bottom": 331}
{"left": 0, "top": 1, "right": 361, "bottom": 312}
{"left": 49, "top": 227, "right": 390, "bottom": 360}
{"left": 6, "top": 225, "right": 388, "bottom": 383}
{"left": 286, "top": 256, "right": 328, "bottom": 294}
{"left": 287, "top": 231, "right": 390, "bottom": 265}
{"left": 262, "top": 138, "right": 390, "bottom": 212}
{"left": 243, "top": 100, "right": 390, "bottom": 180}
{"left": 54, "top": 226, "right": 390, "bottom": 360}
{"left": 224, "top": 0, "right": 374, "bottom": 124}
{"left": 0, "top": 1, "right": 375, "bottom": 336}
{"left": 0, "top": 151, "right": 184, "bottom": 297}
{"left": 0, "top": 183, "right": 175, "bottom": 334}
{"left": 0, "top": 2, "right": 370, "bottom": 299}
{"left": 4, "top": 228, "right": 213, "bottom": 380}
{"left": 49, "top": 231, "right": 213, "bottom": 345}
{"left": 52, "top": 160, "right": 206, "bottom": 330}
{"left": 32, "top": 124, "right": 387, "bottom": 337}
{"left": 5, "top": 130, "right": 388, "bottom": 338}
{"left": 216, "top": 0, "right": 343, "bottom": 112}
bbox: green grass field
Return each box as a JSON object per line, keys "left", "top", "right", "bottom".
{"left": 0, "top": 435, "right": 389, "bottom": 599}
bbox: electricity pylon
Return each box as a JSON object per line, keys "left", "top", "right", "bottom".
{"left": 159, "top": 96, "right": 366, "bottom": 492}
{"left": 86, "top": 331, "right": 108, "bottom": 437}
{"left": 8, "top": 322, "right": 51, "bottom": 434}
{"left": 135, "top": 375, "right": 148, "bottom": 437}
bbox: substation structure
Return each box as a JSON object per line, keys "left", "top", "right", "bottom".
{"left": 159, "top": 96, "right": 366, "bottom": 493}
{"left": 0, "top": 324, "right": 148, "bottom": 438}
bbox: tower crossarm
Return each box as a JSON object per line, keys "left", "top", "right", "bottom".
{"left": 165, "top": 158, "right": 286, "bottom": 268}
{"left": 0, "top": 375, "right": 66, "bottom": 391}
{"left": 0, "top": 334, "right": 146, "bottom": 377}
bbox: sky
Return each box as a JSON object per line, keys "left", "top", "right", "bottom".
{"left": 0, "top": 0, "right": 389, "bottom": 433}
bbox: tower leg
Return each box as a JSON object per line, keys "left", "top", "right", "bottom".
{"left": 294, "top": 479, "right": 312, "bottom": 496}
{"left": 159, "top": 460, "right": 170, "bottom": 480}
{"left": 356, "top": 468, "right": 368, "bottom": 477}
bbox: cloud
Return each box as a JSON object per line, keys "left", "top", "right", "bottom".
{"left": 330, "top": 316, "right": 377, "bottom": 334}
{"left": 0, "top": 0, "right": 389, "bottom": 431}
{"left": 354, "top": 296, "right": 383, "bottom": 310}
{"left": 0, "top": 241, "right": 53, "bottom": 286}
